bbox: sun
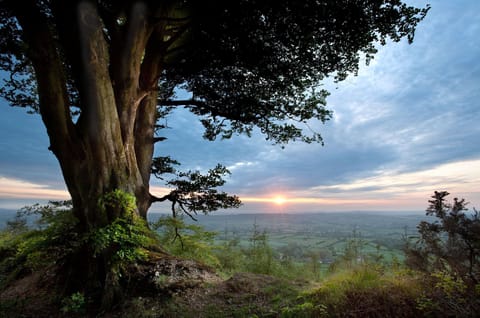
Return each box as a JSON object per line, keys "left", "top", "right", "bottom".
{"left": 273, "top": 196, "right": 287, "bottom": 205}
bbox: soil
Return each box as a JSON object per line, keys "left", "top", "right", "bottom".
{"left": 0, "top": 255, "right": 305, "bottom": 318}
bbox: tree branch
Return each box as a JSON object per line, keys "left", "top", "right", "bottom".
{"left": 12, "top": 0, "right": 75, "bottom": 156}
{"left": 108, "top": 2, "right": 154, "bottom": 143}
{"left": 178, "top": 201, "right": 198, "bottom": 222}
{"left": 153, "top": 137, "right": 168, "bottom": 143}
{"left": 150, "top": 193, "right": 171, "bottom": 203}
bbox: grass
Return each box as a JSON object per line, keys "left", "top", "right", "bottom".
{"left": 284, "top": 266, "right": 424, "bottom": 317}
{"left": 1, "top": 211, "right": 435, "bottom": 317}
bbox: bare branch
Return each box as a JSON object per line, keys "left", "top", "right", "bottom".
{"left": 178, "top": 201, "right": 198, "bottom": 222}
{"left": 150, "top": 193, "right": 171, "bottom": 203}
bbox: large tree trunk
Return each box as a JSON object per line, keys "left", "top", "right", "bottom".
{"left": 16, "top": 1, "right": 157, "bottom": 225}
{"left": 14, "top": 1, "right": 161, "bottom": 307}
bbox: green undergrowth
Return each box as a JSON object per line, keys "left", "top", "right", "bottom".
{"left": 0, "top": 192, "right": 156, "bottom": 289}
{"left": 151, "top": 215, "right": 220, "bottom": 268}
{"left": 2, "top": 192, "right": 480, "bottom": 317}
{"left": 0, "top": 191, "right": 160, "bottom": 315}
{"left": 281, "top": 267, "right": 423, "bottom": 317}
{"left": 154, "top": 215, "right": 480, "bottom": 317}
{"left": 0, "top": 201, "right": 79, "bottom": 289}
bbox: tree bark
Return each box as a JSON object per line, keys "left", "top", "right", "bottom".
{"left": 15, "top": 1, "right": 158, "bottom": 228}
{"left": 13, "top": 1, "right": 161, "bottom": 306}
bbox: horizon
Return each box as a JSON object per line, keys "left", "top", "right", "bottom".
{"left": 1, "top": 0, "right": 479, "bottom": 213}
{"left": 0, "top": 206, "right": 428, "bottom": 217}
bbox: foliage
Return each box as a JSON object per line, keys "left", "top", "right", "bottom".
{"left": 8, "top": 205, "right": 480, "bottom": 316}
{"left": 151, "top": 217, "right": 316, "bottom": 280}
{"left": 0, "top": 192, "right": 155, "bottom": 294}
{"left": 89, "top": 190, "right": 157, "bottom": 288}
{"left": 89, "top": 213, "right": 152, "bottom": 266}
{"left": 0, "top": 201, "right": 78, "bottom": 287}
{"left": 0, "top": 0, "right": 429, "bottom": 301}
{"left": 402, "top": 191, "right": 480, "bottom": 316}
{"left": 281, "top": 301, "right": 327, "bottom": 318}
{"left": 212, "top": 221, "right": 319, "bottom": 280}
{"left": 98, "top": 189, "right": 137, "bottom": 221}
{"left": 61, "top": 292, "right": 86, "bottom": 314}
{"left": 152, "top": 216, "right": 220, "bottom": 267}
{"left": 92, "top": 189, "right": 153, "bottom": 263}
{"left": 152, "top": 164, "right": 242, "bottom": 221}
{"left": 413, "top": 270, "right": 480, "bottom": 317}
{"left": 405, "top": 191, "right": 480, "bottom": 285}
{"left": 328, "top": 229, "right": 365, "bottom": 272}
{"left": 0, "top": 0, "right": 429, "bottom": 144}
{"left": 244, "top": 222, "right": 277, "bottom": 275}
{"left": 215, "top": 235, "right": 246, "bottom": 275}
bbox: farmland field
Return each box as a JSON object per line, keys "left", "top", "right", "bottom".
{"left": 149, "top": 211, "right": 431, "bottom": 264}
{"left": 1, "top": 208, "right": 431, "bottom": 265}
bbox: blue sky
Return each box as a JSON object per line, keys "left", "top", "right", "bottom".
{"left": 1, "top": 0, "right": 479, "bottom": 213}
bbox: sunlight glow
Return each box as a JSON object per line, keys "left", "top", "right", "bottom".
{"left": 1, "top": 159, "right": 479, "bottom": 212}
{"left": 239, "top": 159, "right": 480, "bottom": 211}
{"left": 273, "top": 196, "right": 286, "bottom": 205}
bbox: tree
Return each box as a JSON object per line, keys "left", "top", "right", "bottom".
{"left": 405, "top": 191, "right": 480, "bottom": 285}
{"left": 404, "top": 191, "right": 480, "bottom": 316}
{"left": 0, "top": 0, "right": 429, "bottom": 306}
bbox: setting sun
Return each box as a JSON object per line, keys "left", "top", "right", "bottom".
{"left": 273, "top": 196, "right": 287, "bottom": 205}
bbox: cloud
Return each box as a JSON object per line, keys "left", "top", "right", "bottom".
{"left": 0, "top": 176, "right": 69, "bottom": 200}
{"left": 233, "top": 159, "right": 480, "bottom": 213}
{"left": 295, "top": 159, "right": 480, "bottom": 207}
{"left": 227, "top": 161, "right": 258, "bottom": 172}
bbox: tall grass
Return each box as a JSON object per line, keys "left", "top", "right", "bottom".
{"left": 282, "top": 266, "right": 424, "bottom": 317}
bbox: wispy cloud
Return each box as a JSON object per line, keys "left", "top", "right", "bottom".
{"left": 309, "top": 159, "right": 480, "bottom": 196}
{"left": 0, "top": 176, "right": 69, "bottom": 200}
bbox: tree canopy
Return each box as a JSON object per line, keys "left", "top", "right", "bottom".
{"left": 1, "top": 0, "right": 429, "bottom": 143}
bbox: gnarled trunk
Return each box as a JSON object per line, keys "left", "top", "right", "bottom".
{"left": 15, "top": 1, "right": 158, "bottom": 226}
{"left": 13, "top": 1, "right": 160, "bottom": 306}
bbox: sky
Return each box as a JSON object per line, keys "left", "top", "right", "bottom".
{"left": 1, "top": 0, "right": 479, "bottom": 214}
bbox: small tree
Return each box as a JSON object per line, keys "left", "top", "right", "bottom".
{"left": 246, "top": 221, "right": 275, "bottom": 274}
{"left": 405, "top": 191, "right": 480, "bottom": 285}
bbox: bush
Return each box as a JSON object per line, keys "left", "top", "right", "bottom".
{"left": 61, "top": 292, "right": 86, "bottom": 314}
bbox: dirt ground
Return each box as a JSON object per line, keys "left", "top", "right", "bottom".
{"left": 0, "top": 257, "right": 305, "bottom": 318}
